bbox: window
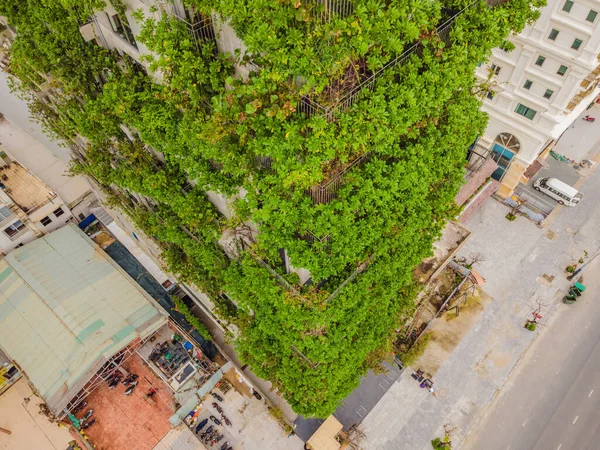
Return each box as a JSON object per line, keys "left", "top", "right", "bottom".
{"left": 548, "top": 29, "right": 560, "bottom": 40}
{"left": 587, "top": 10, "right": 598, "bottom": 22}
{"left": 557, "top": 65, "right": 568, "bottom": 75}
{"left": 106, "top": 13, "right": 138, "bottom": 49}
{"left": 486, "top": 91, "right": 495, "bottom": 100}
{"left": 572, "top": 38, "right": 583, "bottom": 50}
{"left": 562, "top": 0, "right": 573, "bottom": 12}
{"left": 535, "top": 55, "right": 546, "bottom": 66}
{"left": 4, "top": 220, "right": 26, "bottom": 238}
{"left": 500, "top": 40, "right": 513, "bottom": 52}
{"left": 40, "top": 216, "right": 52, "bottom": 226}
{"left": 0, "top": 206, "right": 12, "bottom": 222}
{"left": 53, "top": 207, "right": 64, "bottom": 217}
{"left": 491, "top": 64, "right": 501, "bottom": 75}
{"left": 515, "top": 103, "right": 537, "bottom": 120}
{"left": 523, "top": 79, "right": 533, "bottom": 89}
{"left": 544, "top": 89, "right": 554, "bottom": 99}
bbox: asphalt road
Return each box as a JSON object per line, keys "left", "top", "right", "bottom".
{"left": 464, "top": 259, "right": 600, "bottom": 450}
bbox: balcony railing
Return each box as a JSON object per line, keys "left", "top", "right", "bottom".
{"left": 310, "top": 0, "right": 354, "bottom": 24}
{"left": 305, "top": 152, "right": 371, "bottom": 204}
{"left": 170, "top": 2, "right": 216, "bottom": 52}
{"left": 465, "top": 143, "right": 492, "bottom": 180}
{"left": 298, "top": 0, "right": 504, "bottom": 120}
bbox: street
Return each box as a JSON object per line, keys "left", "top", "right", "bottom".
{"left": 464, "top": 258, "right": 600, "bottom": 450}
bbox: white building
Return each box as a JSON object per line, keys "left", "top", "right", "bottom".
{"left": 0, "top": 156, "right": 74, "bottom": 255}
{"left": 478, "top": 0, "right": 600, "bottom": 197}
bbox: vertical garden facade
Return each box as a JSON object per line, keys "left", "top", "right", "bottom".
{"left": 0, "top": 0, "right": 541, "bottom": 417}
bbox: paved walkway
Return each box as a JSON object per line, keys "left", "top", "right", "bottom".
{"left": 360, "top": 161, "right": 600, "bottom": 449}
{"left": 552, "top": 103, "right": 600, "bottom": 163}
{"left": 463, "top": 257, "right": 600, "bottom": 450}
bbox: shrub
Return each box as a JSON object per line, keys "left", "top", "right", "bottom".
{"left": 401, "top": 333, "right": 431, "bottom": 367}
{"left": 525, "top": 322, "right": 536, "bottom": 332}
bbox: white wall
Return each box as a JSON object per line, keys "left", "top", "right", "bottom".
{"left": 479, "top": 0, "right": 600, "bottom": 166}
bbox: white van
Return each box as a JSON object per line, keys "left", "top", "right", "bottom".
{"left": 533, "top": 177, "right": 583, "bottom": 206}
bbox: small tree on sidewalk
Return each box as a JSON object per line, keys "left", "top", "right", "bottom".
{"left": 431, "top": 423, "right": 457, "bottom": 449}
{"left": 525, "top": 297, "right": 549, "bottom": 332}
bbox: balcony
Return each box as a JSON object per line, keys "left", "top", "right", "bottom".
{"left": 171, "top": 2, "right": 216, "bottom": 52}
{"left": 305, "top": 152, "right": 371, "bottom": 204}
{"left": 298, "top": 0, "right": 507, "bottom": 120}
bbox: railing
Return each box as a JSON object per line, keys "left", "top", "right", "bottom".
{"left": 310, "top": 0, "right": 354, "bottom": 24}
{"left": 254, "top": 155, "right": 273, "bottom": 170}
{"left": 298, "top": 0, "right": 502, "bottom": 120}
{"left": 465, "top": 143, "right": 492, "bottom": 180}
{"left": 297, "top": 229, "right": 332, "bottom": 245}
{"left": 171, "top": 2, "right": 216, "bottom": 52}
{"left": 305, "top": 152, "right": 371, "bottom": 204}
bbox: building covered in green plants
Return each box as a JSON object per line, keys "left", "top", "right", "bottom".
{"left": 0, "top": 0, "right": 541, "bottom": 417}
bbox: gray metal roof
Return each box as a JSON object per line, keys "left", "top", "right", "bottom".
{"left": 0, "top": 224, "right": 168, "bottom": 413}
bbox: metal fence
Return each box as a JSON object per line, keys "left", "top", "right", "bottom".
{"left": 305, "top": 152, "right": 371, "bottom": 204}
{"left": 310, "top": 0, "right": 354, "bottom": 24}
{"left": 513, "top": 185, "right": 555, "bottom": 217}
{"left": 298, "top": 0, "right": 506, "bottom": 120}
{"left": 170, "top": 2, "right": 216, "bottom": 52}
{"left": 465, "top": 143, "right": 492, "bottom": 180}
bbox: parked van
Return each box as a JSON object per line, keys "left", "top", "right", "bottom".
{"left": 533, "top": 177, "right": 583, "bottom": 206}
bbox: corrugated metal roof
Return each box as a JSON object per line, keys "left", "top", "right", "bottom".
{"left": 0, "top": 225, "right": 168, "bottom": 414}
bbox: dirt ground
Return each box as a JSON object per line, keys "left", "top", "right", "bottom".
{"left": 79, "top": 354, "right": 177, "bottom": 450}
{"left": 414, "top": 288, "right": 492, "bottom": 376}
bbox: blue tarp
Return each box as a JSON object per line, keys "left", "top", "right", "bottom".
{"left": 78, "top": 214, "right": 97, "bottom": 230}
{"left": 104, "top": 240, "right": 217, "bottom": 359}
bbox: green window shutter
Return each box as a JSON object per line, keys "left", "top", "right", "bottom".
{"left": 549, "top": 29, "right": 559, "bottom": 40}
{"left": 523, "top": 80, "right": 533, "bottom": 89}
{"left": 544, "top": 89, "right": 554, "bottom": 99}
{"left": 563, "top": 1, "right": 573, "bottom": 12}
{"left": 515, "top": 103, "right": 537, "bottom": 120}
{"left": 535, "top": 56, "right": 546, "bottom": 66}
{"left": 558, "top": 65, "right": 568, "bottom": 76}
{"left": 587, "top": 10, "right": 598, "bottom": 22}
{"left": 572, "top": 39, "right": 583, "bottom": 50}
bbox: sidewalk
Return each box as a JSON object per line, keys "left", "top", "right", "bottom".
{"left": 359, "top": 162, "right": 600, "bottom": 449}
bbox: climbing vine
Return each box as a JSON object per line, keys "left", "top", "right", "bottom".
{"left": 0, "top": 0, "right": 542, "bottom": 417}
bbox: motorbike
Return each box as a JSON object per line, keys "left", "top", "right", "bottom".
{"left": 81, "top": 409, "right": 94, "bottom": 422}
{"left": 212, "top": 402, "right": 223, "bottom": 414}
{"left": 145, "top": 387, "right": 157, "bottom": 399}
{"left": 80, "top": 419, "right": 96, "bottom": 430}
{"left": 583, "top": 115, "right": 596, "bottom": 122}
{"left": 122, "top": 374, "right": 138, "bottom": 385}
{"left": 221, "top": 414, "right": 231, "bottom": 426}
{"left": 221, "top": 443, "right": 230, "bottom": 450}
{"left": 211, "top": 392, "right": 224, "bottom": 402}
{"left": 209, "top": 415, "right": 221, "bottom": 426}
{"left": 200, "top": 426, "right": 214, "bottom": 440}
{"left": 71, "top": 401, "right": 87, "bottom": 414}
{"left": 124, "top": 381, "right": 138, "bottom": 396}
{"left": 195, "top": 418, "right": 209, "bottom": 434}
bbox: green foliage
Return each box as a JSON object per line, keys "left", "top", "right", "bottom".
{"left": 172, "top": 295, "right": 212, "bottom": 340}
{"left": 566, "top": 265, "right": 576, "bottom": 273}
{"left": 1, "top": 0, "right": 541, "bottom": 417}
{"left": 431, "top": 437, "right": 451, "bottom": 449}
{"left": 525, "top": 322, "right": 537, "bottom": 331}
{"left": 401, "top": 332, "right": 432, "bottom": 367}
{"left": 505, "top": 213, "right": 517, "bottom": 221}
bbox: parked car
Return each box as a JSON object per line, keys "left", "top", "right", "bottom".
{"left": 533, "top": 177, "right": 582, "bottom": 206}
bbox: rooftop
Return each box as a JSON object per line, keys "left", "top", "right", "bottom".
{"left": 0, "top": 225, "right": 168, "bottom": 414}
{"left": 0, "top": 161, "right": 56, "bottom": 213}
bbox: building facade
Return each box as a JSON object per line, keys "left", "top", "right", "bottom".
{"left": 0, "top": 152, "right": 74, "bottom": 254}
{"left": 479, "top": 0, "right": 600, "bottom": 197}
